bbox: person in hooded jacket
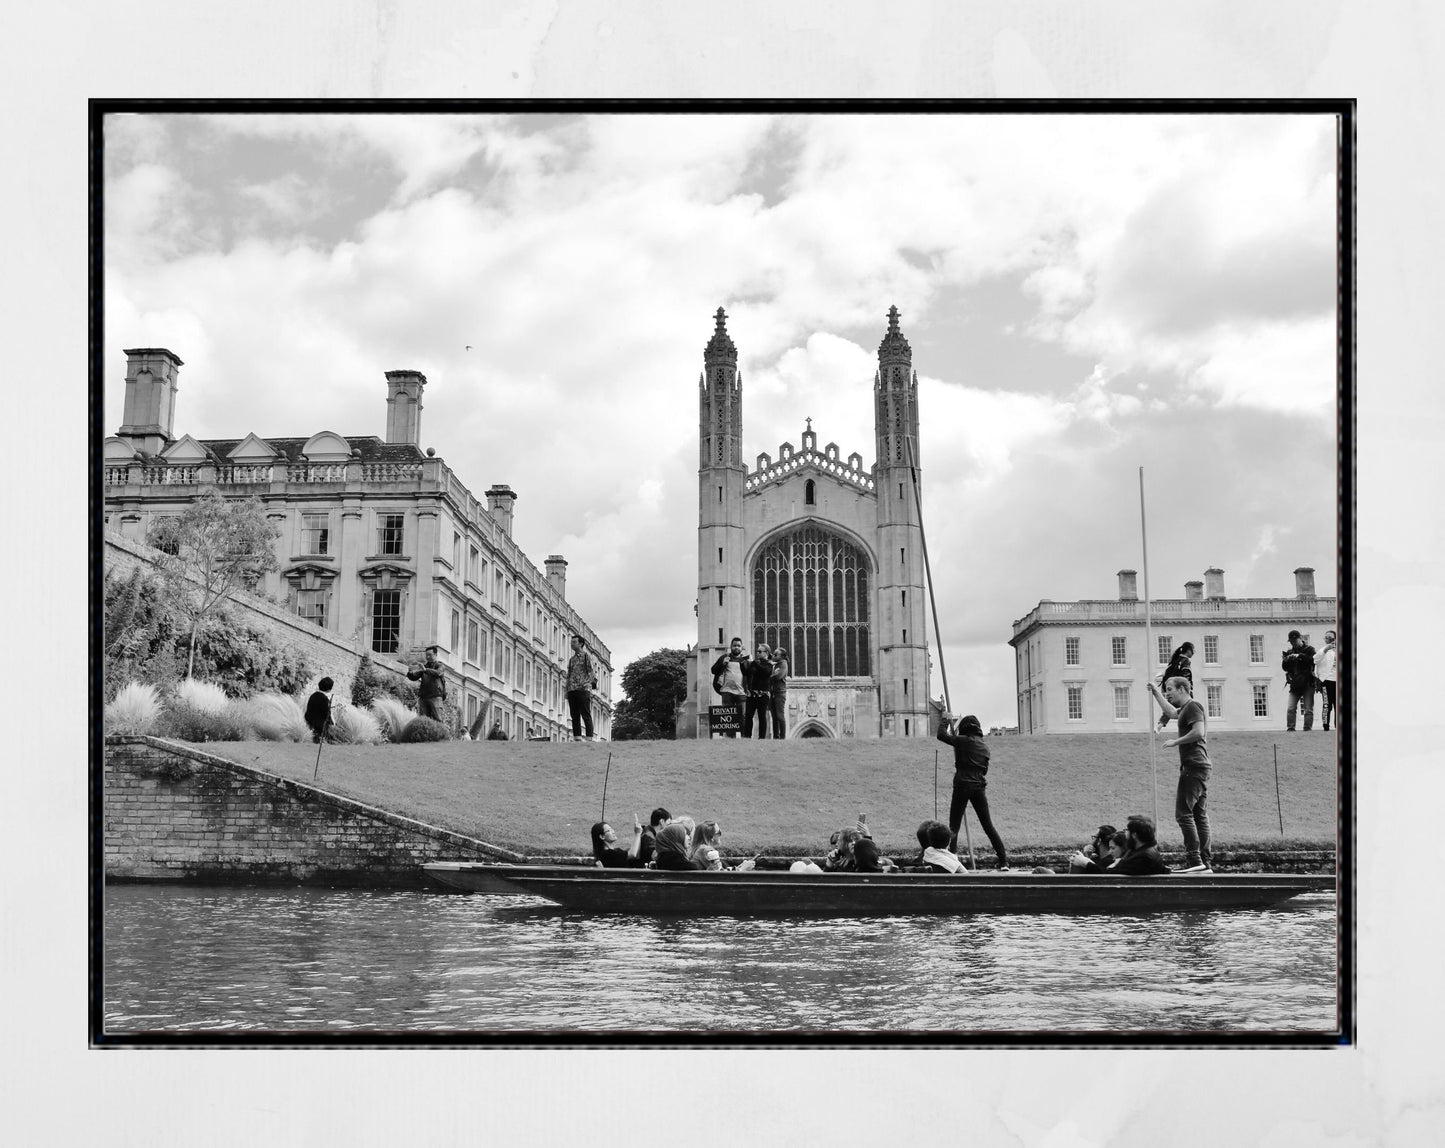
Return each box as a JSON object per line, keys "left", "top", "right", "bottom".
{"left": 937, "top": 712, "right": 1010, "bottom": 870}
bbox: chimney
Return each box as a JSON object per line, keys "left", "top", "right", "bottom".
{"left": 384, "top": 369, "right": 427, "bottom": 446}
{"left": 1117, "top": 569, "right": 1138, "bottom": 601}
{"left": 1184, "top": 580, "right": 1204, "bottom": 601}
{"left": 486, "top": 484, "right": 517, "bottom": 536}
{"left": 545, "top": 554, "right": 568, "bottom": 600}
{"left": 1294, "top": 567, "right": 1317, "bottom": 598}
{"left": 118, "top": 348, "right": 184, "bottom": 455}
{"left": 1204, "top": 567, "right": 1225, "bottom": 600}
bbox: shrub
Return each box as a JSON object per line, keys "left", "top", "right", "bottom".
{"left": 189, "top": 607, "right": 313, "bottom": 698}
{"left": 103, "top": 681, "right": 162, "bottom": 736}
{"left": 369, "top": 696, "right": 415, "bottom": 741}
{"left": 330, "top": 703, "right": 383, "bottom": 745}
{"left": 246, "top": 693, "right": 311, "bottom": 742}
{"left": 158, "top": 697, "right": 252, "bottom": 742}
{"left": 397, "top": 715, "right": 450, "bottom": 743}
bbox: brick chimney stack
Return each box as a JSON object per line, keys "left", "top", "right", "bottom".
{"left": 384, "top": 369, "right": 427, "bottom": 446}
{"left": 545, "top": 555, "right": 568, "bottom": 600}
{"left": 486, "top": 485, "right": 517, "bottom": 537}
{"left": 1117, "top": 569, "right": 1138, "bottom": 601}
{"left": 1184, "top": 580, "right": 1204, "bottom": 601}
{"left": 1204, "top": 567, "right": 1226, "bottom": 600}
{"left": 1294, "top": 567, "right": 1317, "bottom": 598}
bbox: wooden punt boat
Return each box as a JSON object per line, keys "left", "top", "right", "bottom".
{"left": 422, "top": 863, "right": 1335, "bottom": 915}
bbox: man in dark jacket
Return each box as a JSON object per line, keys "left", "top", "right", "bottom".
{"left": 304, "top": 676, "right": 334, "bottom": 743}
{"left": 1073, "top": 814, "right": 1170, "bottom": 875}
{"left": 407, "top": 645, "right": 448, "bottom": 722}
{"left": 1282, "top": 630, "right": 1317, "bottom": 731}
{"left": 709, "top": 637, "right": 750, "bottom": 738}
{"left": 637, "top": 807, "right": 672, "bottom": 866}
{"left": 937, "top": 713, "right": 1010, "bottom": 870}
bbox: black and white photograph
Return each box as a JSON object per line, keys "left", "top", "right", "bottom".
{"left": 95, "top": 106, "right": 1347, "bottom": 1042}
{"left": 8, "top": 1, "right": 1435, "bottom": 1139}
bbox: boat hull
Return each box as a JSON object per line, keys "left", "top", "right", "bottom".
{"left": 422, "top": 863, "right": 1335, "bottom": 915}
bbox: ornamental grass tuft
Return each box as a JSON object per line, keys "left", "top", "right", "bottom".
{"left": 158, "top": 697, "right": 253, "bottom": 742}
{"left": 175, "top": 677, "right": 232, "bottom": 716}
{"left": 246, "top": 693, "right": 311, "bottom": 742}
{"left": 104, "top": 680, "right": 163, "bottom": 736}
{"left": 398, "top": 715, "right": 450, "bottom": 743}
{"left": 369, "top": 696, "right": 415, "bottom": 742}
{"left": 330, "top": 703, "right": 383, "bottom": 745}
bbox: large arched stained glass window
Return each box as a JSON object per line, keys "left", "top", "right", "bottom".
{"left": 752, "top": 525, "right": 871, "bottom": 678}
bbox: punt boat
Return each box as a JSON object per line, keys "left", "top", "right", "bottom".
{"left": 421, "top": 862, "right": 1335, "bottom": 915}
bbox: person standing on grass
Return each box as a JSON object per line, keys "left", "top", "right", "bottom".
{"left": 742, "top": 642, "right": 774, "bottom": 739}
{"left": 565, "top": 634, "right": 597, "bottom": 741}
{"left": 1281, "top": 629, "right": 1317, "bottom": 732}
{"left": 1315, "top": 630, "right": 1338, "bottom": 732}
{"left": 407, "top": 646, "right": 448, "bottom": 722}
{"left": 1146, "top": 676, "right": 1213, "bottom": 873}
{"left": 304, "top": 676, "right": 335, "bottom": 743}
{"left": 709, "top": 637, "right": 750, "bottom": 738}
{"left": 769, "top": 646, "right": 790, "bottom": 739}
{"left": 936, "top": 713, "right": 1011, "bottom": 870}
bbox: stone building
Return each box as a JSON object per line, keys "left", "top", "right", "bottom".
{"left": 678, "top": 307, "right": 932, "bottom": 739}
{"left": 102, "top": 347, "right": 612, "bottom": 741}
{"left": 1009, "top": 566, "right": 1337, "bottom": 733}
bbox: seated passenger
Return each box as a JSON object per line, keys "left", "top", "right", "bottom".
{"left": 823, "top": 827, "right": 862, "bottom": 871}
{"left": 1068, "top": 823, "right": 1119, "bottom": 873}
{"left": 650, "top": 823, "right": 702, "bottom": 871}
{"left": 691, "top": 820, "right": 724, "bottom": 870}
{"left": 671, "top": 814, "right": 697, "bottom": 854}
{"left": 1069, "top": 831, "right": 1127, "bottom": 873}
{"left": 920, "top": 821, "right": 966, "bottom": 873}
{"left": 590, "top": 819, "right": 643, "bottom": 868}
{"left": 1073, "top": 815, "right": 1169, "bottom": 875}
{"left": 638, "top": 808, "right": 672, "bottom": 866}
{"left": 906, "top": 820, "right": 945, "bottom": 869}
{"left": 852, "top": 838, "right": 897, "bottom": 873}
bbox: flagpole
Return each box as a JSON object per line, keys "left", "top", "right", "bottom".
{"left": 1140, "top": 467, "right": 1159, "bottom": 829}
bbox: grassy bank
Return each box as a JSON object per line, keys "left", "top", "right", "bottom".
{"left": 196, "top": 730, "right": 1339, "bottom": 860}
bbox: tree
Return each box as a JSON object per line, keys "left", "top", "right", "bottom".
{"left": 612, "top": 648, "right": 688, "bottom": 741}
{"left": 146, "top": 492, "right": 281, "bottom": 678}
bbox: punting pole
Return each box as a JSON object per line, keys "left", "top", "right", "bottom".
{"left": 599, "top": 751, "right": 613, "bottom": 825}
{"left": 1139, "top": 467, "right": 1160, "bottom": 829}
{"left": 934, "top": 750, "right": 939, "bottom": 820}
{"left": 905, "top": 436, "right": 974, "bottom": 870}
{"left": 1274, "top": 744, "right": 1284, "bottom": 834}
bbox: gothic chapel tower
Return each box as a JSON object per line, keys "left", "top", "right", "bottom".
{"left": 697, "top": 307, "right": 746, "bottom": 658}
{"left": 873, "top": 306, "right": 931, "bottom": 737}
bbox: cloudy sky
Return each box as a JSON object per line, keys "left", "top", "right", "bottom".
{"left": 103, "top": 110, "right": 1340, "bottom": 728}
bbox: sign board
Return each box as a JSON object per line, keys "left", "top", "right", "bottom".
{"left": 709, "top": 701, "right": 742, "bottom": 735}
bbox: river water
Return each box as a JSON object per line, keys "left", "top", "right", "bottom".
{"left": 101, "top": 886, "right": 1340, "bottom": 1036}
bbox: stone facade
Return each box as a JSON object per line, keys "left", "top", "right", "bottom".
{"left": 104, "top": 737, "right": 521, "bottom": 887}
{"left": 102, "top": 348, "right": 611, "bottom": 741}
{"left": 680, "top": 307, "right": 932, "bottom": 739}
{"left": 1010, "top": 567, "right": 1338, "bottom": 733}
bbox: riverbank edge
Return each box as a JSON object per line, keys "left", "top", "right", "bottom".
{"left": 103, "top": 736, "right": 1337, "bottom": 889}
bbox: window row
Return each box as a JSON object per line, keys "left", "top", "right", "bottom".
{"left": 1063, "top": 681, "right": 1272, "bottom": 720}
{"left": 1064, "top": 632, "right": 1273, "bottom": 668}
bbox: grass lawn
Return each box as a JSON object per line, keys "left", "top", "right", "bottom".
{"left": 196, "top": 729, "right": 1339, "bottom": 860}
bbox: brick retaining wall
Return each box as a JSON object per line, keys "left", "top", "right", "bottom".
{"left": 104, "top": 737, "right": 522, "bottom": 888}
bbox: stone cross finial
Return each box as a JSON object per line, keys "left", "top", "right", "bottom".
{"left": 715, "top": 307, "right": 727, "bottom": 330}
{"left": 887, "top": 304, "right": 901, "bottom": 332}
{"left": 805, "top": 417, "right": 812, "bottom": 431}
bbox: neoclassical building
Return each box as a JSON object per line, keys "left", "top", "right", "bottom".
{"left": 102, "top": 348, "right": 612, "bottom": 741}
{"left": 678, "top": 307, "right": 932, "bottom": 739}
{"left": 1009, "top": 566, "right": 1337, "bottom": 734}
